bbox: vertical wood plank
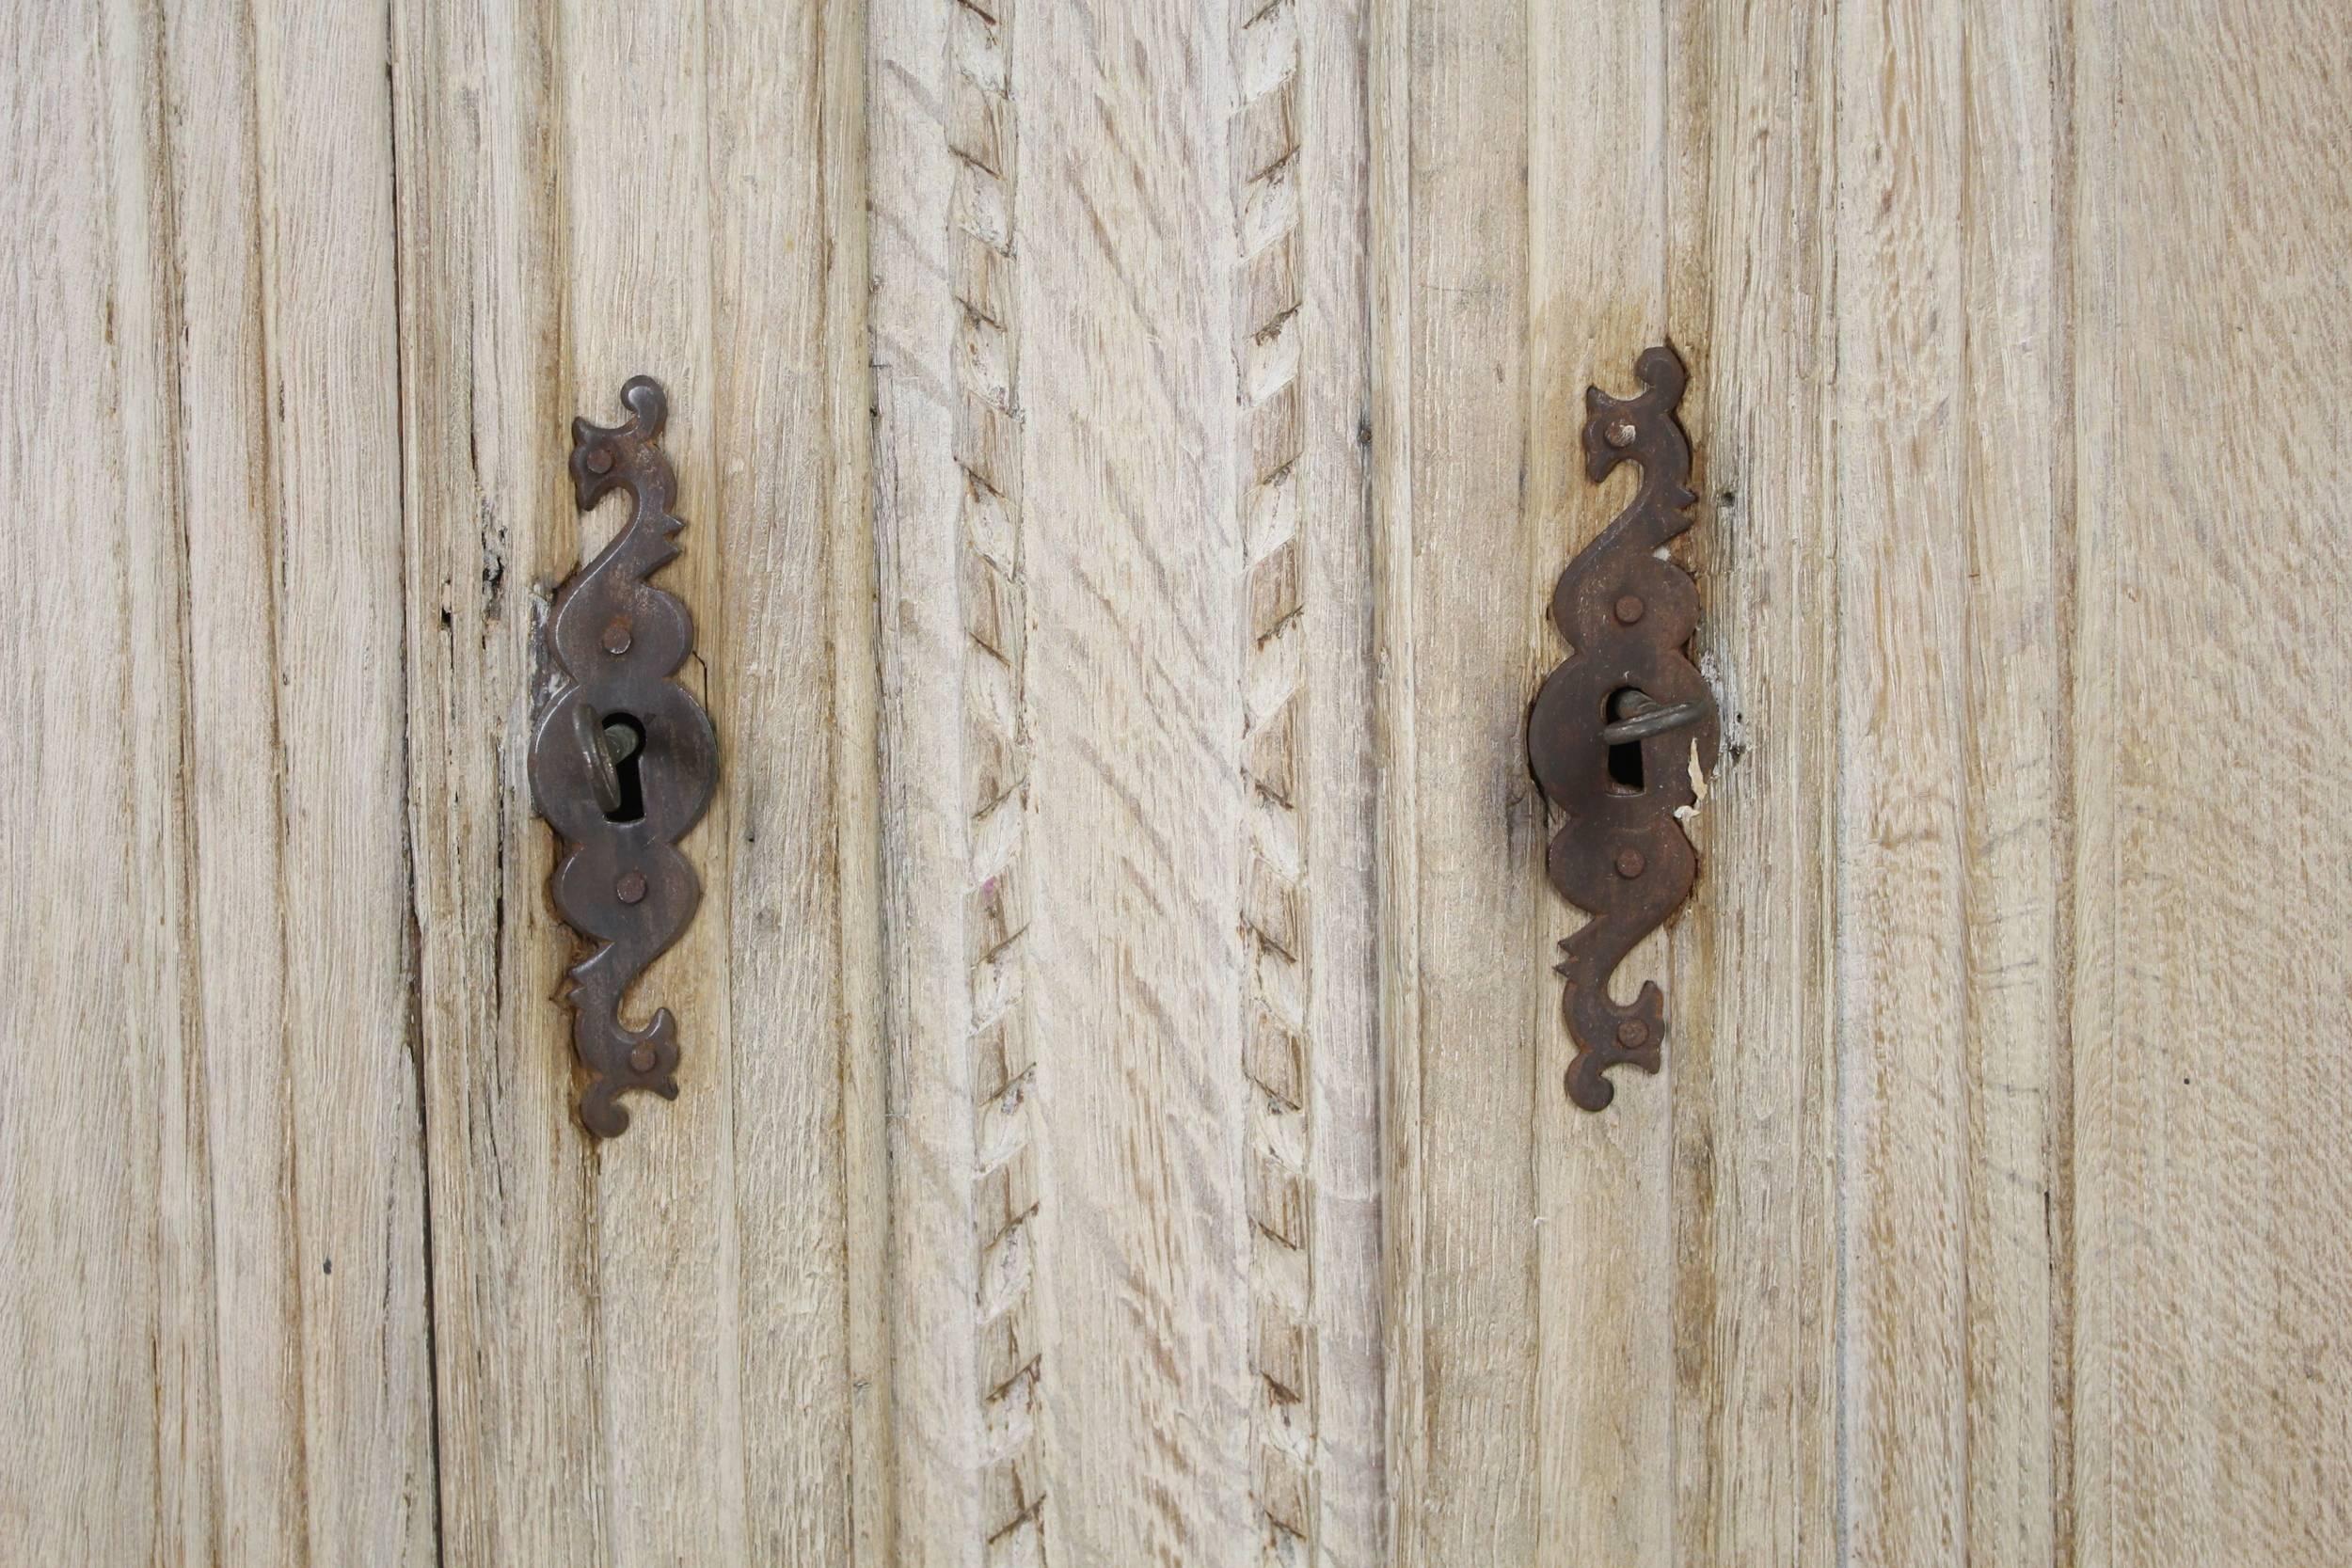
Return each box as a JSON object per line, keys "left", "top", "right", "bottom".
{"left": 150, "top": 0, "right": 441, "bottom": 1557}
{"left": 2073, "top": 3, "right": 2352, "bottom": 1563}
{"left": 1287, "top": 0, "right": 1387, "bottom": 1561}
{"left": 1525, "top": 0, "right": 1674, "bottom": 1562}
{"left": 245, "top": 0, "right": 439, "bottom": 1550}
{"left": 1832, "top": 0, "right": 2074, "bottom": 1560}
{"left": 390, "top": 0, "right": 607, "bottom": 1558}
{"left": 876, "top": 0, "right": 1383, "bottom": 1560}
{"left": 1, "top": 0, "right": 215, "bottom": 1558}
{"left": 1375, "top": 0, "right": 1539, "bottom": 1560}
{"left": 704, "top": 0, "right": 876, "bottom": 1557}
{"left": 1954, "top": 4, "right": 2072, "bottom": 1561}
{"left": 868, "top": 0, "right": 993, "bottom": 1559}
{"left": 1661, "top": 0, "right": 1841, "bottom": 1562}
{"left": 398, "top": 0, "right": 877, "bottom": 1559}
{"left": 1831, "top": 0, "right": 1973, "bottom": 1559}
{"left": 1012, "top": 3, "right": 1250, "bottom": 1560}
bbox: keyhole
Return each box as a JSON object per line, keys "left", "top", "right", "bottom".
{"left": 603, "top": 713, "right": 646, "bottom": 823}
{"left": 1605, "top": 689, "right": 1645, "bottom": 793}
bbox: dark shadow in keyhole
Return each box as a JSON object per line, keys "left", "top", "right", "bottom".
{"left": 603, "top": 713, "right": 647, "bottom": 823}
{"left": 1605, "top": 689, "right": 1645, "bottom": 793}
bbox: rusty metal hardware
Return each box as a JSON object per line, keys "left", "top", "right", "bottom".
{"left": 529, "top": 376, "right": 718, "bottom": 1137}
{"left": 1528, "top": 345, "right": 1717, "bottom": 1111}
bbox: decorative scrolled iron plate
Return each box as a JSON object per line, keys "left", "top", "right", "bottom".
{"left": 529, "top": 375, "right": 717, "bottom": 1137}
{"left": 1528, "top": 345, "right": 1717, "bottom": 1111}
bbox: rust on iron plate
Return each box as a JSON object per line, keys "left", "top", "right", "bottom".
{"left": 528, "top": 376, "right": 718, "bottom": 1137}
{"left": 1528, "top": 344, "right": 1717, "bottom": 1112}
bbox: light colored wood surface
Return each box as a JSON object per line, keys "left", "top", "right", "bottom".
{"left": 4, "top": 0, "right": 438, "bottom": 1560}
{"left": 11, "top": 0, "right": 2352, "bottom": 1562}
{"left": 2072, "top": 4, "right": 2352, "bottom": 1563}
{"left": 1661, "top": 0, "right": 1840, "bottom": 1561}
{"left": 393, "top": 0, "right": 882, "bottom": 1562}
{"left": 871, "top": 0, "right": 1383, "bottom": 1561}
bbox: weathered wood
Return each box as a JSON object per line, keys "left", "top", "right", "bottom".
{"left": 2071, "top": 4, "right": 2352, "bottom": 1563}
{"left": 873, "top": 0, "right": 1384, "bottom": 1561}
{"left": 1830, "top": 0, "right": 2074, "bottom": 1560}
{"left": 394, "top": 0, "right": 880, "bottom": 1560}
{"left": 390, "top": 1, "right": 607, "bottom": 1560}
{"left": 3, "top": 0, "right": 216, "bottom": 1559}
{"left": 1661, "top": 0, "right": 1841, "bottom": 1561}
{"left": 1376, "top": 1, "right": 1543, "bottom": 1560}
{"left": 4, "top": 0, "right": 438, "bottom": 1560}
{"left": 16, "top": 2, "right": 2352, "bottom": 1561}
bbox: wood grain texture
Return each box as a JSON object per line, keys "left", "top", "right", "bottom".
{"left": 1830, "top": 0, "right": 2074, "bottom": 1560}
{"left": 1661, "top": 0, "right": 1841, "bottom": 1561}
{"left": 1376, "top": 0, "right": 1542, "bottom": 1560}
{"left": 873, "top": 0, "right": 1382, "bottom": 1561}
{"left": 3, "top": 0, "right": 438, "bottom": 1560}
{"left": 2071, "top": 3, "right": 2352, "bottom": 1563}
{"left": 19, "top": 1, "right": 2352, "bottom": 1560}
{"left": 1282, "top": 0, "right": 1386, "bottom": 1562}
{"left": 393, "top": 0, "right": 880, "bottom": 1560}
{"left": 3, "top": 0, "right": 217, "bottom": 1558}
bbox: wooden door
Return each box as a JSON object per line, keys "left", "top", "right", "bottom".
{"left": 9, "top": 1, "right": 2349, "bottom": 1564}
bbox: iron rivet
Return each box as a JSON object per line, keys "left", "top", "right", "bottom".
{"left": 1606, "top": 420, "right": 1637, "bottom": 449}
{"left": 1614, "top": 848, "right": 1646, "bottom": 879}
{"left": 1616, "top": 1020, "right": 1649, "bottom": 1048}
{"left": 628, "top": 1046, "right": 657, "bottom": 1073}
{"left": 615, "top": 871, "right": 648, "bottom": 904}
{"left": 1614, "top": 594, "right": 1645, "bottom": 625}
{"left": 601, "top": 620, "right": 633, "bottom": 655}
{"left": 585, "top": 447, "right": 614, "bottom": 475}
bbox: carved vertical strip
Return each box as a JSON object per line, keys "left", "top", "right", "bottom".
{"left": 951, "top": 0, "right": 1047, "bottom": 1560}
{"left": 1235, "top": 0, "right": 1315, "bottom": 1560}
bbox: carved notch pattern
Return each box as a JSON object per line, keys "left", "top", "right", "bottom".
{"left": 1528, "top": 346, "right": 1717, "bottom": 1111}
{"left": 1233, "top": 0, "right": 1319, "bottom": 1556}
{"left": 529, "top": 376, "right": 717, "bottom": 1138}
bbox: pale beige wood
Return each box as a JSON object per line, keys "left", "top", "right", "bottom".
{"left": 2071, "top": 5, "right": 2352, "bottom": 1563}
{"left": 1829, "top": 1, "right": 1975, "bottom": 1545}
{"left": 1953, "top": 5, "right": 2073, "bottom": 1560}
{"left": 168, "top": 0, "right": 440, "bottom": 1559}
{"left": 1375, "top": 1, "right": 1542, "bottom": 1561}
{"left": 389, "top": 0, "right": 608, "bottom": 1558}
{"left": 394, "top": 0, "right": 881, "bottom": 1560}
{"left": 1287, "top": 0, "right": 1388, "bottom": 1562}
{"left": 2, "top": 0, "right": 218, "bottom": 1559}
{"left": 704, "top": 1, "right": 885, "bottom": 1560}
{"left": 1526, "top": 0, "right": 1676, "bottom": 1562}
{"left": 872, "top": 0, "right": 1383, "bottom": 1561}
{"left": 7, "top": 0, "right": 438, "bottom": 1558}
{"left": 1661, "top": 0, "right": 1841, "bottom": 1561}
{"left": 1830, "top": 1, "right": 2075, "bottom": 1560}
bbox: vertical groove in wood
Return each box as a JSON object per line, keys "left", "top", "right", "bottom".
{"left": 2070, "top": 5, "right": 2352, "bottom": 1564}
{"left": 1954, "top": 3, "right": 2071, "bottom": 1562}
{"left": 1525, "top": 0, "right": 1673, "bottom": 1561}
{"left": 1232, "top": 1, "right": 1319, "bottom": 1562}
{"left": 947, "top": 3, "right": 1050, "bottom": 1562}
{"left": 1375, "top": 0, "right": 1540, "bottom": 1560}
{"left": 1831, "top": 0, "right": 1971, "bottom": 1559}
{"left": 1365, "top": 0, "right": 1422, "bottom": 1556}
{"left": 1661, "top": 0, "right": 1841, "bottom": 1562}
{"left": 822, "top": 0, "right": 898, "bottom": 1560}
{"left": 2064, "top": 4, "right": 2118, "bottom": 1559}
{"left": 3, "top": 0, "right": 223, "bottom": 1556}
{"left": 389, "top": 0, "right": 610, "bottom": 1558}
